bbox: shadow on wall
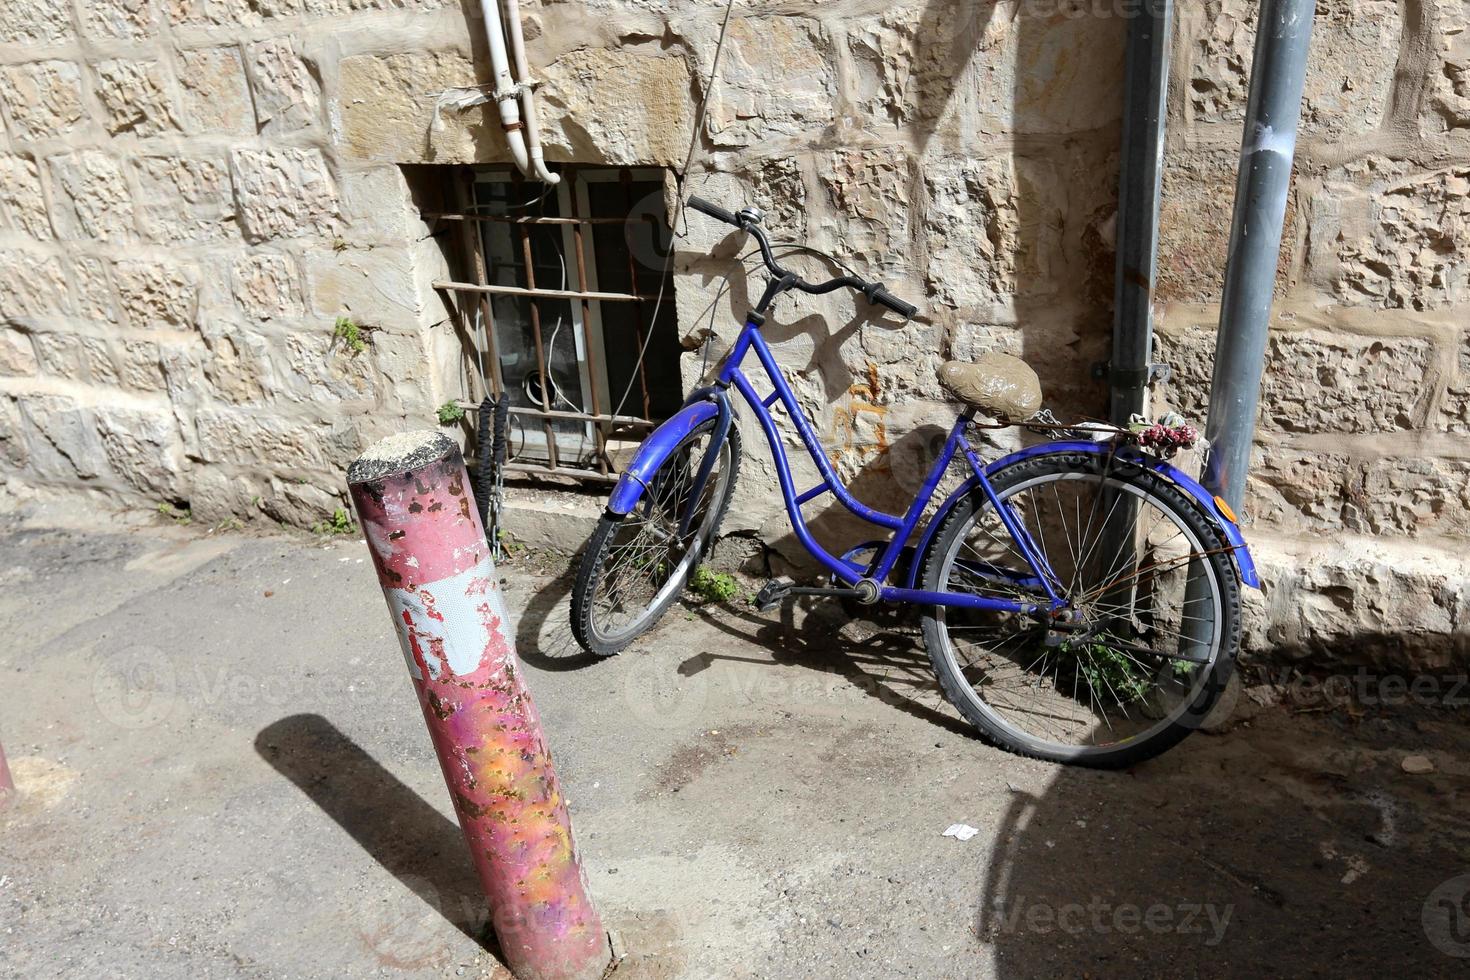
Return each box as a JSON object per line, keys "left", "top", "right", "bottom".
{"left": 749, "top": 0, "right": 1120, "bottom": 579}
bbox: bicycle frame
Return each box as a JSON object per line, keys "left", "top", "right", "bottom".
{"left": 704, "top": 315, "right": 1066, "bottom": 617}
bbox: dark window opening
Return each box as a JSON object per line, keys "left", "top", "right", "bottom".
{"left": 424, "top": 165, "right": 680, "bottom": 481}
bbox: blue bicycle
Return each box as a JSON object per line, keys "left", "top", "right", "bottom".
{"left": 571, "top": 197, "right": 1258, "bottom": 767}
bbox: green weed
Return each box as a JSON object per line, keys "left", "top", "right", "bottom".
{"left": 689, "top": 566, "right": 742, "bottom": 604}
{"left": 332, "top": 316, "right": 367, "bottom": 355}
{"left": 312, "top": 507, "right": 357, "bottom": 536}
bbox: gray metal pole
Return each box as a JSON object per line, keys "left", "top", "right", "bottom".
{"left": 1202, "top": 0, "right": 1316, "bottom": 510}
{"left": 1109, "top": 0, "right": 1173, "bottom": 426}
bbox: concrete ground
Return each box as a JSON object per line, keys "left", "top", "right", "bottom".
{"left": 3, "top": 510, "right": 1470, "bottom": 979}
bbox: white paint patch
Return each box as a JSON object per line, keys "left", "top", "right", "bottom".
{"left": 1243, "top": 122, "right": 1298, "bottom": 160}
{"left": 385, "top": 554, "right": 503, "bottom": 681}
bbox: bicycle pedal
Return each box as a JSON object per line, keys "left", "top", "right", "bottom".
{"left": 754, "top": 577, "right": 794, "bottom": 612}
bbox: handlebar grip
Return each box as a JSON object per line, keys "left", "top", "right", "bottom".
{"left": 870, "top": 286, "right": 918, "bottom": 319}
{"left": 687, "top": 196, "right": 740, "bottom": 227}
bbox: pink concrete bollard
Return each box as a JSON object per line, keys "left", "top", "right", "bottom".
{"left": 348, "top": 432, "right": 609, "bottom": 980}
{"left": 0, "top": 737, "right": 15, "bottom": 810}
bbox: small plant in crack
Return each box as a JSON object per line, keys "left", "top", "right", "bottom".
{"left": 688, "top": 566, "right": 743, "bottom": 605}
{"left": 157, "top": 501, "right": 192, "bottom": 525}
{"left": 332, "top": 316, "right": 368, "bottom": 355}
{"left": 312, "top": 507, "right": 357, "bottom": 536}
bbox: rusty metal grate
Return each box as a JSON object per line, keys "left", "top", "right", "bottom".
{"left": 429, "top": 166, "right": 677, "bottom": 483}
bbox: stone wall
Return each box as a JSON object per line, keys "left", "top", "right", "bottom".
{"left": 0, "top": 0, "right": 1466, "bottom": 666}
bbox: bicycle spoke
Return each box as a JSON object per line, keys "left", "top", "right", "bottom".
{"left": 932, "top": 461, "right": 1231, "bottom": 757}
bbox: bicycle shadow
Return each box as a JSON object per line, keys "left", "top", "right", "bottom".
{"left": 683, "top": 594, "right": 971, "bottom": 738}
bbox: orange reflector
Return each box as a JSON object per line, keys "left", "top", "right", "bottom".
{"left": 1214, "top": 496, "right": 1239, "bottom": 524}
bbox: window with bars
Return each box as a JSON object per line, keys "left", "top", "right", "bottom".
{"left": 429, "top": 166, "right": 681, "bottom": 482}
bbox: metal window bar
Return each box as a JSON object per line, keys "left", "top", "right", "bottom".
{"left": 430, "top": 165, "right": 671, "bottom": 483}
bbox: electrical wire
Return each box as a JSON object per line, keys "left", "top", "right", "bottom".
{"left": 610, "top": 0, "right": 738, "bottom": 421}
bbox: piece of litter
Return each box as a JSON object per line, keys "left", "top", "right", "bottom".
{"left": 942, "top": 823, "right": 980, "bottom": 842}
{"left": 1402, "top": 754, "right": 1436, "bottom": 774}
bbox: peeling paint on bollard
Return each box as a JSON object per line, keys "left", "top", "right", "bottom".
{"left": 348, "top": 431, "right": 609, "bottom": 980}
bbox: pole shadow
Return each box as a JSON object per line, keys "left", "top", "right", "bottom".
{"left": 254, "top": 713, "right": 502, "bottom": 956}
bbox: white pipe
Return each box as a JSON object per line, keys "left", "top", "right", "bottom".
{"left": 476, "top": 0, "right": 531, "bottom": 176}
{"left": 502, "top": 0, "right": 560, "bottom": 185}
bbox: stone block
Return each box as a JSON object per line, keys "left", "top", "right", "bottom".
{"left": 1185, "top": 0, "right": 1400, "bottom": 139}
{"left": 1308, "top": 163, "right": 1470, "bottom": 311}
{"left": 0, "top": 250, "right": 72, "bottom": 319}
{"left": 704, "top": 17, "right": 833, "bottom": 147}
{"left": 259, "top": 476, "right": 344, "bottom": 528}
{"left": 1159, "top": 326, "right": 1436, "bottom": 434}
{"left": 817, "top": 149, "right": 915, "bottom": 259}
{"left": 1427, "top": 0, "right": 1470, "bottom": 133}
{"left": 118, "top": 340, "right": 167, "bottom": 391}
{"left": 194, "top": 408, "right": 360, "bottom": 472}
{"left": 923, "top": 155, "right": 1044, "bottom": 308}
{"left": 1158, "top": 144, "right": 1296, "bottom": 303}
{"left": 47, "top": 151, "right": 136, "bottom": 243}
{"left": 0, "top": 154, "right": 52, "bottom": 240}
{"left": 0, "top": 396, "right": 25, "bottom": 468}
{"left": 339, "top": 166, "right": 414, "bottom": 242}
{"left": 82, "top": 0, "right": 156, "bottom": 38}
{"left": 134, "top": 156, "right": 238, "bottom": 243}
{"left": 198, "top": 326, "right": 268, "bottom": 404}
{"left": 1256, "top": 544, "right": 1468, "bottom": 670}
{"left": 0, "top": 327, "right": 36, "bottom": 375}
{"left": 303, "top": 246, "right": 422, "bottom": 327}
{"left": 0, "top": 61, "right": 86, "bottom": 142}
{"left": 230, "top": 148, "right": 340, "bottom": 242}
{"left": 844, "top": 3, "right": 1122, "bottom": 139}
{"left": 0, "top": 0, "right": 74, "bottom": 43}
{"left": 177, "top": 47, "right": 255, "bottom": 136}
{"left": 232, "top": 253, "right": 302, "bottom": 321}
{"left": 538, "top": 48, "right": 694, "bottom": 165}
{"left": 95, "top": 406, "right": 181, "bottom": 495}
{"left": 32, "top": 331, "right": 120, "bottom": 385}
{"left": 70, "top": 255, "right": 119, "bottom": 325}
{"left": 277, "top": 332, "right": 376, "bottom": 404}
{"left": 1441, "top": 330, "right": 1470, "bottom": 431}
{"left": 113, "top": 259, "right": 199, "bottom": 330}
{"left": 1348, "top": 457, "right": 1470, "bottom": 539}
{"left": 14, "top": 394, "right": 109, "bottom": 481}
{"left": 1245, "top": 450, "right": 1351, "bottom": 533}
{"left": 336, "top": 51, "right": 482, "bottom": 163}
{"left": 250, "top": 37, "right": 320, "bottom": 135}
{"left": 93, "top": 59, "right": 181, "bottom": 137}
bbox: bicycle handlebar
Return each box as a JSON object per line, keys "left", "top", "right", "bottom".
{"left": 686, "top": 195, "right": 919, "bottom": 319}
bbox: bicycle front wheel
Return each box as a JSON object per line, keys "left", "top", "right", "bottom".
{"left": 570, "top": 419, "right": 740, "bottom": 657}
{"left": 919, "top": 450, "right": 1240, "bottom": 768}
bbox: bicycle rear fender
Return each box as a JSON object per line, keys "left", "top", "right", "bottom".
{"left": 909, "top": 441, "right": 1261, "bottom": 590}
{"left": 606, "top": 398, "right": 720, "bottom": 516}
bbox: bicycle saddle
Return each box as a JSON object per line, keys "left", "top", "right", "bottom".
{"left": 937, "top": 353, "right": 1043, "bottom": 421}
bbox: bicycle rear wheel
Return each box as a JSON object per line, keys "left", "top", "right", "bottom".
{"left": 919, "top": 450, "right": 1240, "bottom": 768}
{"left": 571, "top": 419, "right": 740, "bottom": 656}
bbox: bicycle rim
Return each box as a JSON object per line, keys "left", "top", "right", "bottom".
{"left": 932, "top": 467, "right": 1227, "bottom": 758}
{"left": 587, "top": 429, "right": 732, "bottom": 645}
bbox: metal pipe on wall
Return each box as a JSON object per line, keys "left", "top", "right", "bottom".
{"left": 1203, "top": 0, "right": 1316, "bottom": 510}
{"left": 1108, "top": 0, "right": 1173, "bottom": 426}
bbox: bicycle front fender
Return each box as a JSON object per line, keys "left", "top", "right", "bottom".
{"left": 907, "top": 441, "right": 1260, "bottom": 590}
{"left": 606, "top": 399, "right": 720, "bottom": 516}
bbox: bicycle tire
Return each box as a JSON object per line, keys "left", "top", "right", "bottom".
{"left": 571, "top": 419, "right": 741, "bottom": 656}
{"left": 919, "top": 450, "right": 1241, "bottom": 768}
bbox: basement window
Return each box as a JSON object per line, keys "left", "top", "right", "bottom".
{"left": 432, "top": 165, "right": 680, "bottom": 482}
